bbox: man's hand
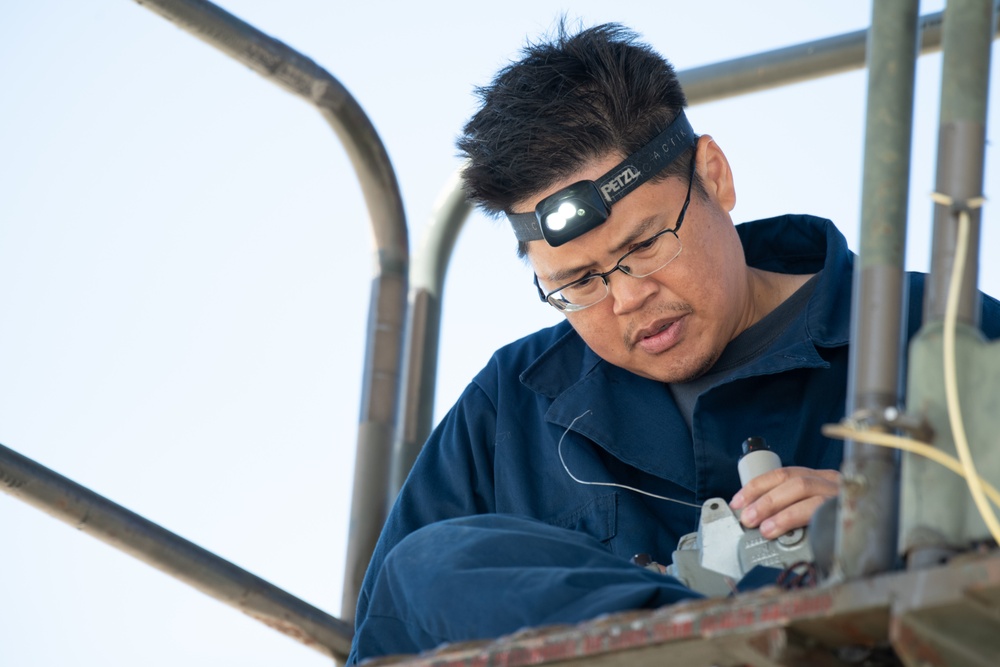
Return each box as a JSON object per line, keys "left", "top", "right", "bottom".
{"left": 729, "top": 467, "right": 840, "bottom": 540}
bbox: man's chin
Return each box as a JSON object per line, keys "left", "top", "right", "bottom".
{"left": 642, "top": 352, "right": 718, "bottom": 385}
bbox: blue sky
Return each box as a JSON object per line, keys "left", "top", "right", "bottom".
{"left": 1, "top": 1, "right": 996, "bottom": 665}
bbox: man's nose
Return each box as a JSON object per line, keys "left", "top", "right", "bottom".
{"left": 610, "top": 272, "right": 658, "bottom": 315}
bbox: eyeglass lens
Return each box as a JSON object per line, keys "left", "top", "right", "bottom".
{"left": 546, "top": 230, "right": 681, "bottom": 310}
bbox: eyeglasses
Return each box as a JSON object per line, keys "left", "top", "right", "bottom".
{"left": 534, "top": 154, "right": 696, "bottom": 313}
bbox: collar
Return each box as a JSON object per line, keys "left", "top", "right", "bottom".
{"left": 736, "top": 214, "right": 853, "bottom": 347}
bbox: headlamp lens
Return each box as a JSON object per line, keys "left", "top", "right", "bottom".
{"left": 534, "top": 181, "right": 609, "bottom": 247}
{"left": 544, "top": 201, "right": 580, "bottom": 231}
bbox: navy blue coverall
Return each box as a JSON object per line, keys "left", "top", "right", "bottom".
{"left": 348, "top": 215, "right": 1000, "bottom": 663}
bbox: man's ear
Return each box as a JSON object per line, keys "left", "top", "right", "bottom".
{"left": 696, "top": 134, "right": 736, "bottom": 213}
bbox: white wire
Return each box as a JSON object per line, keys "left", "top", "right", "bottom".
{"left": 556, "top": 409, "right": 704, "bottom": 509}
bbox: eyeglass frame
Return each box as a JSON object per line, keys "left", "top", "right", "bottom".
{"left": 534, "top": 151, "right": 697, "bottom": 313}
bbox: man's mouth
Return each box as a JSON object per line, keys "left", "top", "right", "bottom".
{"left": 631, "top": 315, "right": 687, "bottom": 354}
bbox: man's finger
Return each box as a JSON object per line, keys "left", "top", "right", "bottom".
{"left": 758, "top": 496, "right": 829, "bottom": 540}
{"left": 737, "top": 469, "right": 839, "bottom": 531}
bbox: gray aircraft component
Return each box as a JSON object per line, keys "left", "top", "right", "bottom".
{"left": 664, "top": 498, "right": 813, "bottom": 596}
{"left": 662, "top": 437, "right": 814, "bottom": 596}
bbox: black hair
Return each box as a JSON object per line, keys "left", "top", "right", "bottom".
{"left": 457, "top": 20, "right": 700, "bottom": 254}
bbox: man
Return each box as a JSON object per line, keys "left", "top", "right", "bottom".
{"left": 347, "top": 22, "right": 999, "bottom": 663}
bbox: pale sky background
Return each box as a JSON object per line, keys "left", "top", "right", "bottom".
{"left": 1, "top": 1, "right": 997, "bottom": 666}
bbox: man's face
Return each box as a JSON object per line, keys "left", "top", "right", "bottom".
{"left": 523, "top": 137, "right": 752, "bottom": 383}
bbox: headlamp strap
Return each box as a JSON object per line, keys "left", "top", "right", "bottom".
{"left": 508, "top": 208, "right": 544, "bottom": 243}
{"left": 595, "top": 111, "right": 694, "bottom": 206}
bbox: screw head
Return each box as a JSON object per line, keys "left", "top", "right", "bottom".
{"left": 777, "top": 528, "right": 805, "bottom": 547}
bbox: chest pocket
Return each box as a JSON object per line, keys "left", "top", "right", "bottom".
{"left": 542, "top": 492, "right": 618, "bottom": 545}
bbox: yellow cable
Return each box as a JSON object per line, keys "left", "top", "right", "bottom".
{"left": 821, "top": 423, "right": 1000, "bottom": 510}
{"left": 937, "top": 195, "right": 1000, "bottom": 545}
{"left": 829, "top": 192, "right": 999, "bottom": 545}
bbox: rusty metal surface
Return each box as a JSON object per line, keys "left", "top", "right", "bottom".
{"left": 363, "top": 551, "right": 1000, "bottom": 667}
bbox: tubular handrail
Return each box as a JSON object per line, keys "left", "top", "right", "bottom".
{"left": 389, "top": 171, "right": 472, "bottom": 502}
{"left": 0, "top": 443, "right": 354, "bottom": 660}
{"left": 676, "top": 6, "right": 959, "bottom": 103}
{"left": 132, "top": 0, "right": 409, "bottom": 624}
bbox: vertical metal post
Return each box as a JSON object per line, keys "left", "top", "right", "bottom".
{"left": 833, "top": 0, "right": 920, "bottom": 580}
{"left": 389, "top": 171, "right": 471, "bottom": 501}
{"left": 900, "top": 0, "right": 997, "bottom": 564}
{"left": 924, "top": 0, "right": 994, "bottom": 323}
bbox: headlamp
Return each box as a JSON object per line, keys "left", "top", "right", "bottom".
{"left": 507, "top": 110, "right": 695, "bottom": 247}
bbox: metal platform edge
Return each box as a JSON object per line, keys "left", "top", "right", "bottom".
{"left": 364, "top": 549, "right": 1000, "bottom": 667}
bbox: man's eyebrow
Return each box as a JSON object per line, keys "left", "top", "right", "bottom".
{"left": 609, "top": 215, "right": 661, "bottom": 256}
{"left": 547, "top": 261, "right": 599, "bottom": 285}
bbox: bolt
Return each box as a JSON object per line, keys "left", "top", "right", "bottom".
{"left": 778, "top": 528, "right": 804, "bottom": 547}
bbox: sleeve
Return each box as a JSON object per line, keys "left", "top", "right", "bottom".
{"left": 348, "top": 380, "right": 499, "bottom": 658}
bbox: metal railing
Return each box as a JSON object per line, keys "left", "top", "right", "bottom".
{"left": 1, "top": 1, "right": 997, "bottom": 663}
{"left": 135, "top": 0, "right": 411, "bottom": 629}
{"left": 0, "top": 442, "right": 353, "bottom": 659}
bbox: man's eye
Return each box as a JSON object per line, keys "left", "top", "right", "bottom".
{"left": 628, "top": 235, "right": 660, "bottom": 257}
{"left": 564, "top": 274, "right": 601, "bottom": 294}
{"left": 577, "top": 273, "right": 608, "bottom": 288}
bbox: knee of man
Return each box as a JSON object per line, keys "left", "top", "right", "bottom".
{"left": 374, "top": 516, "right": 504, "bottom": 618}
{"left": 383, "top": 515, "right": 509, "bottom": 576}
{"left": 379, "top": 514, "right": 552, "bottom": 594}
